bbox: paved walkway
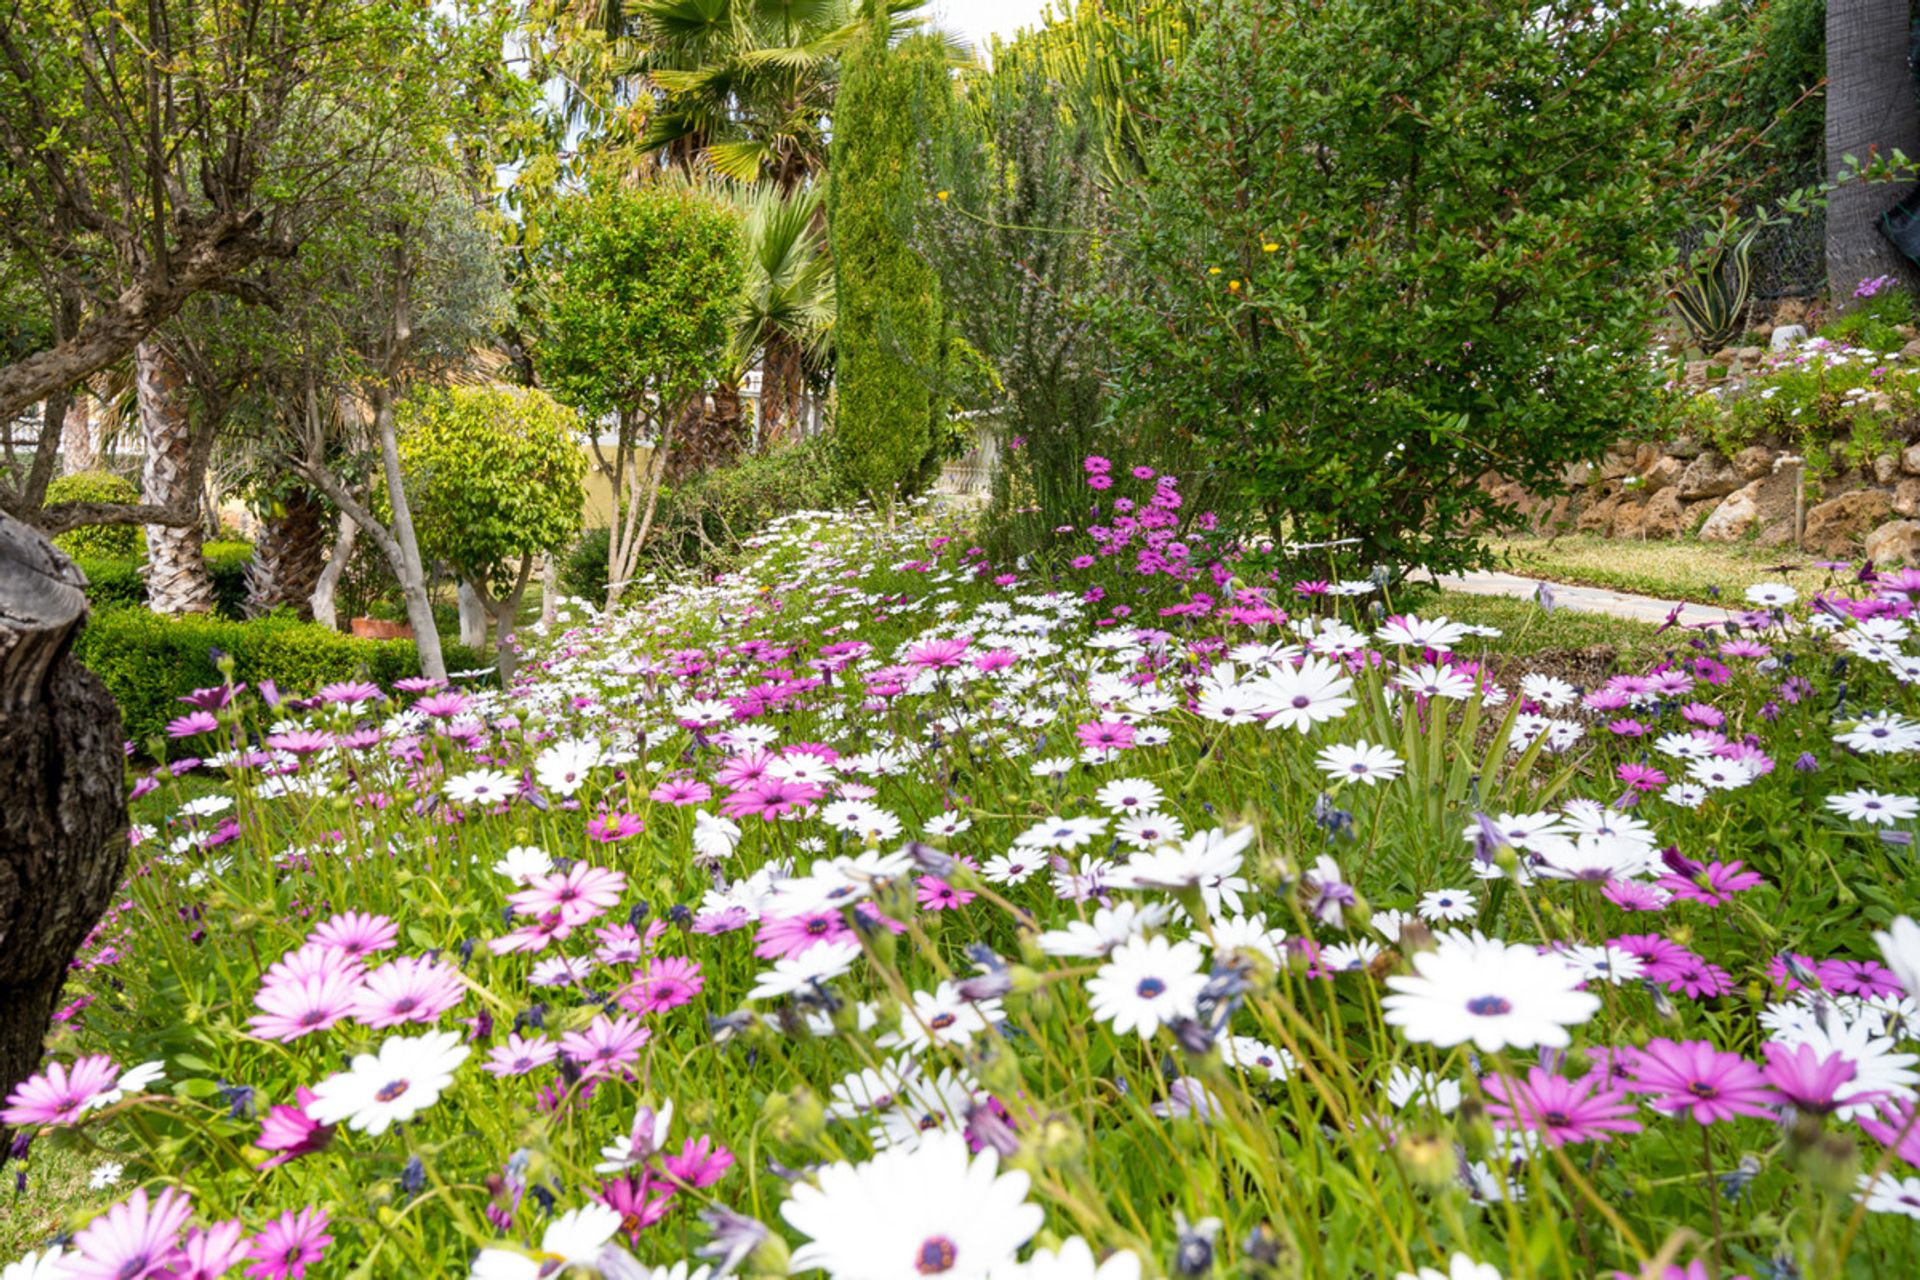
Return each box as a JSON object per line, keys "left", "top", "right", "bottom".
{"left": 1429, "top": 570, "right": 1746, "bottom": 629}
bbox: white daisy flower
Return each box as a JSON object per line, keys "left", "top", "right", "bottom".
{"left": 305, "top": 1030, "right": 470, "bottom": 1135}
{"left": 780, "top": 1133, "right": 1043, "bottom": 1280}
{"left": 1085, "top": 935, "right": 1207, "bottom": 1038}
{"left": 1383, "top": 938, "right": 1598, "bottom": 1052}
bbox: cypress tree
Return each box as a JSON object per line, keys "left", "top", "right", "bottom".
{"left": 827, "top": 11, "right": 948, "bottom": 515}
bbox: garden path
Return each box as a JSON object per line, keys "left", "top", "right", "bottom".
{"left": 1432, "top": 570, "right": 1746, "bottom": 629}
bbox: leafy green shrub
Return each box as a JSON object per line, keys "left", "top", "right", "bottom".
{"left": 1819, "top": 284, "right": 1915, "bottom": 352}
{"left": 644, "top": 437, "right": 852, "bottom": 574}
{"left": 46, "top": 471, "right": 143, "bottom": 558}
{"left": 76, "top": 540, "right": 254, "bottom": 618}
{"left": 1674, "top": 337, "right": 1918, "bottom": 477}
{"left": 562, "top": 527, "right": 612, "bottom": 603}
{"left": 72, "top": 610, "right": 488, "bottom": 748}
{"left": 1106, "top": 0, "right": 1709, "bottom": 576}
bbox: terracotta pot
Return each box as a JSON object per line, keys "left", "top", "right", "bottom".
{"left": 350, "top": 617, "right": 415, "bottom": 640}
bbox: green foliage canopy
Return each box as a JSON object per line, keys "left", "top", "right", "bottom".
{"left": 1108, "top": 0, "right": 1707, "bottom": 575}
{"left": 397, "top": 385, "right": 586, "bottom": 595}
{"left": 536, "top": 186, "right": 746, "bottom": 429}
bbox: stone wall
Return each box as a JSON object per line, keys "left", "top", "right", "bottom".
{"left": 1487, "top": 436, "right": 1920, "bottom": 566}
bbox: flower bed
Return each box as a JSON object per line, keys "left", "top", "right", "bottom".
{"left": 7, "top": 466, "right": 1920, "bottom": 1279}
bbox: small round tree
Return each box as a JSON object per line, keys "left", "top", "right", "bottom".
{"left": 397, "top": 384, "right": 585, "bottom": 679}
{"left": 536, "top": 185, "right": 744, "bottom": 605}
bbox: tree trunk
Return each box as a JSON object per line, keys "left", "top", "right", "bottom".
{"left": 762, "top": 335, "right": 806, "bottom": 448}
{"left": 244, "top": 488, "right": 327, "bottom": 620}
{"left": 136, "top": 341, "right": 211, "bottom": 615}
{"left": 60, "top": 393, "right": 96, "bottom": 475}
{"left": 1826, "top": 0, "right": 1920, "bottom": 302}
{"left": 373, "top": 389, "right": 446, "bottom": 681}
{"left": 457, "top": 580, "right": 489, "bottom": 649}
{"left": 0, "top": 513, "right": 128, "bottom": 1170}
{"left": 540, "top": 553, "right": 559, "bottom": 628}
{"left": 310, "top": 508, "right": 357, "bottom": 631}
{"left": 669, "top": 384, "right": 745, "bottom": 481}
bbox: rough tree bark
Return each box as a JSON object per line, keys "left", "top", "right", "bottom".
{"left": 137, "top": 340, "right": 212, "bottom": 615}
{"left": 0, "top": 513, "right": 128, "bottom": 1170}
{"left": 60, "top": 393, "right": 97, "bottom": 475}
{"left": 1825, "top": 0, "right": 1920, "bottom": 301}
{"left": 244, "top": 488, "right": 328, "bottom": 620}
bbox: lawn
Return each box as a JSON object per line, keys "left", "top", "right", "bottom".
{"left": 1488, "top": 534, "right": 1837, "bottom": 605}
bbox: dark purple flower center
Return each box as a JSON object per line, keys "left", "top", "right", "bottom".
{"left": 916, "top": 1237, "right": 958, "bottom": 1274}
{"left": 118, "top": 1256, "right": 151, "bottom": 1280}
{"left": 929, "top": 1012, "right": 957, "bottom": 1030}
{"left": 1291, "top": 695, "right": 1311, "bottom": 709}
{"left": 1137, "top": 977, "right": 1167, "bottom": 999}
{"left": 1466, "top": 996, "right": 1512, "bottom": 1017}
{"left": 1688, "top": 1080, "right": 1720, "bottom": 1099}
{"left": 375, "top": 1079, "right": 410, "bottom": 1102}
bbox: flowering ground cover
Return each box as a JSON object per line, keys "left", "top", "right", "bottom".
{"left": 8, "top": 463, "right": 1920, "bottom": 1280}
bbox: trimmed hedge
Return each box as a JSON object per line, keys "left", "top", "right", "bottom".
{"left": 77, "top": 540, "right": 253, "bottom": 619}
{"left": 72, "top": 610, "right": 488, "bottom": 748}
{"left": 47, "top": 471, "right": 144, "bottom": 558}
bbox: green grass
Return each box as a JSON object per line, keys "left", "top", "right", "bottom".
{"left": 1487, "top": 534, "right": 1828, "bottom": 605}
{"left": 2, "top": 1134, "right": 112, "bottom": 1255}
{"left": 1420, "top": 588, "right": 1659, "bottom": 654}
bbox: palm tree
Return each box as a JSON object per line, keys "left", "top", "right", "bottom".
{"left": 135, "top": 339, "right": 213, "bottom": 615}
{"left": 735, "top": 183, "right": 834, "bottom": 444}
{"left": 635, "top": 0, "right": 928, "bottom": 190}
{"left": 1825, "top": 0, "right": 1920, "bottom": 301}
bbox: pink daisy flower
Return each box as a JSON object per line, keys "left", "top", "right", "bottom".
{"left": 62, "top": 1185, "right": 193, "bottom": 1280}
{"left": 307, "top": 912, "right": 397, "bottom": 959}
{"left": 488, "top": 912, "right": 574, "bottom": 956}
{"left": 588, "top": 810, "right": 646, "bottom": 843}
{"left": 597, "top": 1173, "right": 675, "bottom": 1243}
{"left": 649, "top": 778, "right": 712, "bottom": 806}
{"left": 248, "top": 969, "right": 362, "bottom": 1042}
{"left": 174, "top": 1219, "right": 247, "bottom": 1280}
{"left": 560, "top": 1013, "right": 653, "bottom": 1079}
{"left": 509, "top": 864, "right": 628, "bottom": 926}
{"left": 1657, "top": 858, "right": 1763, "bottom": 907}
{"left": 2, "top": 1054, "right": 121, "bottom": 1126}
{"left": 916, "top": 875, "right": 975, "bottom": 911}
{"left": 661, "top": 1135, "right": 735, "bottom": 1189}
{"left": 619, "top": 957, "right": 705, "bottom": 1014}
{"left": 349, "top": 955, "right": 466, "bottom": 1028}
{"left": 1483, "top": 1067, "right": 1642, "bottom": 1147}
{"left": 1626, "top": 1038, "right": 1781, "bottom": 1124}
{"left": 483, "top": 1034, "right": 560, "bottom": 1078}
{"left": 753, "top": 912, "right": 850, "bottom": 958}
{"left": 243, "top": 1206, "right": 332, "bottom": 1279}
{"left": 719, "top": 777, "right": 822, "bottom": 821}
{"left": 713, "top": 750, "right": 774, "bottom": 788}
{"left": 256, "top": 1088, "right": 332, "bottom": 1168}
{"left": 905, "top": 638, "right": 971, "bottom": 669}
{"left": 1762, "top": 1041, "right": 1874, "bottom": 1116}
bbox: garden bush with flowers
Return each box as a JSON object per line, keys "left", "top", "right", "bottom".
{"left": 10, "top": 459, "right": 1920, "bottom": 1280}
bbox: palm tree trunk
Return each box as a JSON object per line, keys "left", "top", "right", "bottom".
{"left": 1826, "top": 0, "right": 1920, "bottom": 301}
{"left": 244, "top": 488, "right": 327, "bottom": 620}
{"left": 762, "top": 335, "right": 806, "bottom": 447}
{"left": 60, "top": 392, "right": 96, "bottom": 475}
{"left": 136, "top": 340, "right": 212, "bottom": 615}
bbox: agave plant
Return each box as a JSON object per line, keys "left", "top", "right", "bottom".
{"left": 1669, "top": 223, "right": 1758, "bottom": 353}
